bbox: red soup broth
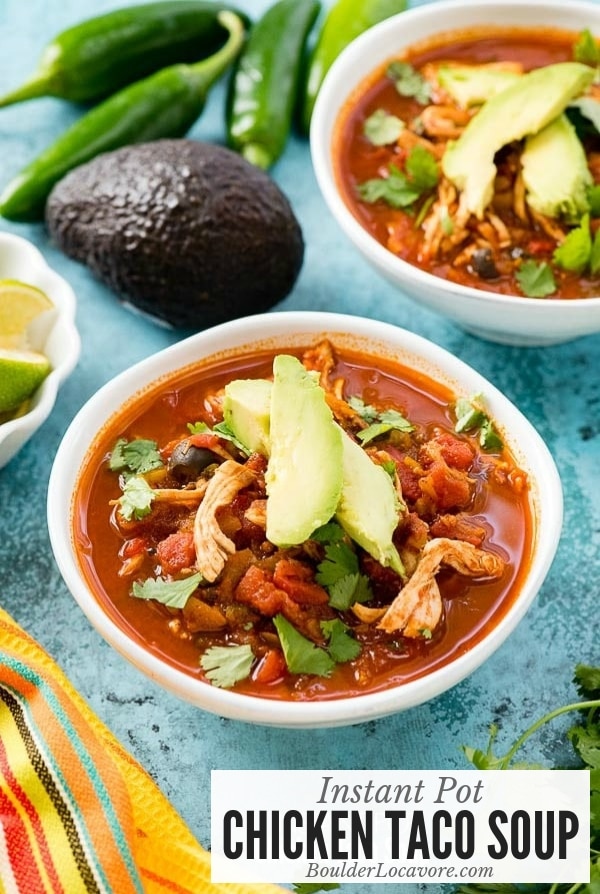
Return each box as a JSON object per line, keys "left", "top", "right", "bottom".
{"left": 333, "top": 26, "right": 600, "bottom": 299}
{"left": 73, "top": 344, "right": 534, "bottom": 702}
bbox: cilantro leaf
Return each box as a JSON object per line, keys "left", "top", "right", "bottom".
{"left": 316, "top": 541, "right": 358, "bottom": 586}
{"left": 347, "top": 396, "right": 379, "bottom": 423}
{"left": 309, "top": 522, "right": 346, "bottom": 543}
{"left": 321, "top": 619, "right": 361, "bottom": 663}
{"left": 382, "top": 460, "right": 397, "bottom": 477}
{"left": 515, "top": 259, "right": 557, "bottom": 298}
{"left": 273, "top": 615, "right": 335, "bottom": 677}
{"left": 328, "top": 571, "right": 372, "bottom": 611}
{"left": 187, "top": 421, "right": 210, "bottom": 434}
{"left": 554, "top": 213, "right": 592, "bottom": 273}
{"left": 454, "top": 394, "right": 503, "bottom": 451}
{"left": 118, "top": 475, "right": 155, "bottom": 520}
{"left": 568, "top": 722, "right": 600, "bottom": 769}
{"left": 132, "top": 572, "right": 203, "bottom": 608}
{"left": 574, "top": 28, "right": 600, "bottom": 66}
{"left": 387, "top": 60, "right": 432, "bottom": 105}
{"left": 109, "top": 438, "right": 163, "bottom": 475}
{"left": 405, "top": 144, "right": 439, "bottom": 191}
{"left": 363, "top": 108, "right": 405, "bottom": 145}
{"left": 575, "top": 664, "right": 600, "bottom": 700}
{"left": 357, "top": 163, "right": 421, "bottom": 209}
{"left": 379, "top": 408, "right": 415, "bottom": 432}
{"left": 356, "top": 422, "right": 397, "bottom": 445}
{"left": 212, "top": 421, "right": 251, "bottom": 456}
{"left": 200, "top": 644, "right": 254, "bottom": 689}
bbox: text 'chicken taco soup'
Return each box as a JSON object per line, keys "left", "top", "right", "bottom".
{"left": 333, "top": 25, "right": 600, "bottom": 299}
{"left": 72, "top": 339, "right": 534, "bottom": 701}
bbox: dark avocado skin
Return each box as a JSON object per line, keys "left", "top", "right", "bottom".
{"left": 45, "top": 139, "right": 304, "bottom": 328}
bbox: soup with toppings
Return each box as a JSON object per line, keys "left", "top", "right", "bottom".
{"left": 73, "top": 339, "right": 533, "bottom": 701}
{"left": 333, "top": 26, "right": 600, "bottom": 299}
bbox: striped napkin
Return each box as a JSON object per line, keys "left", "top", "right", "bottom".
{"left": 0, "top": 606, "right": 283, "bottom": 894}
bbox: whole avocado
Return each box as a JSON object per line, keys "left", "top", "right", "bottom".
{"left": 45, "top": 139, "right": 304, "bottom": 328}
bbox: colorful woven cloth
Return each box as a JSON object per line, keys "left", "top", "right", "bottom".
{"left": 0, "top": 607, "right": 282, "bottom": 894}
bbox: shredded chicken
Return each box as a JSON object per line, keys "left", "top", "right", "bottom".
{"left": 302, "top": 339, "right": 335, "bottom": 389}
{"left": 193, "top": 460, "right": 256, "bottom": 582}
{"left": 244, "top": 499, "right": 267, "bottom": 528}
{"left": 150, "top": 481, "right": 209, "bottom": 504}
{"left": 420, "top": 104, "right": 473, "bottom": 139}
{"left": 377, "top": 537, "right": 505, "bottom": 637}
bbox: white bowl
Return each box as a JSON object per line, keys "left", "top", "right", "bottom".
{"left": 47, "top": 312, "right": 562, "bottom": 727}
{"left": 310, "top": 0, "right": 600, "bottom": 346}
{"left": 0, "top": 233, "right": 80, "bottom": 468}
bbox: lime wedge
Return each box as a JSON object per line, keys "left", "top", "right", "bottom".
{"left": 0, "top": 279, "right": 54, "bottom": 349}
{"left": 0, "top": 348, "right": 51, "bottom": 413}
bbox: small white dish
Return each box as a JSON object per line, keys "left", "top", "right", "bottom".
{"left": 0, "top": 232, "right": 80, "bottom": 469}
{"left": 310, "top": 0, "right": 600, "bottom": 345}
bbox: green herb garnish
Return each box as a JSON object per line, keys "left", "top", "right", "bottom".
{"left": 347, "top": 396, "right": 379, "bottom": 423}
{"left": 554, "top": 213, "right": 593, "bottom": 273}
{"left": 573, "top": 28, "right": 600, "bottom": 67}
{"left": 457, "top": 663, "right": 600, "bottom": 894}
{"left": 352, "top": 402, "right": 415, "bottom": 446}
{"left": 187, "top": 419, "right": 250, "bottom": 456}
{"left": 455, "top": 394, "right": 503, "bottom": 451}
{"left": 292, "top": 884, "right": 340, "bottom": 893}
{"left": 314, "top": 526, "right": 372, "bottom": 610}
{"left": 118, "top": 475, "right": 155, "bottom": 520}
{"left": 320, "top": 619, "right": 361, "bottom": 663}
{"left": 363, "top": 108, "right": 405, "bottom": 145}
{"left": 200, "top": 644, "right": 254, "bottom": 689}
{"left": 273, "top": 615, "right": 335, "bottom": 677}
{"left": 132, "top": 571, "right": 203, "bottom": 608}
{"left": 387, "top": 60, "right": 432, "bottom": 104}
{"left": 109, "top": 437, "right": 163, "bottom": 475}
{"left": 515, "top": 259, "right": 557, "bottom": 298}
{"left": 357, "top": 145, "right": 439, "bottom": 211}
{"left": 588, "top": 183, "right": 600, "bottom": 216}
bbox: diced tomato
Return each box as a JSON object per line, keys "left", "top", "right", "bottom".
{"left": 120, "top": 537, "right": 148, "bottom": 559}
{"left": 273, "top": 558, "right": 329, "bottom": 605}
{"left": 527, "top": 239, "right": 555, "bottom": 255}
{"left": 235, "top": 565, "right": 285, "bottom": 616}
{"left": 245, "top": 452, "right": 268, "bottom": 474}
{"left": 419, "top": 460, "right": 472, "bottom": 511}
{"left": 156, "top": 531, "right": 196, "bottom": 575}
{"left": 433, "top": 433, "right": 474, "bottom": 470}
{"left": 188, "top": 431, "right": 220, "bottom": 450}
{"left": 384, "top": 448, "right": 423, "bottom": 502}
{"left": 253, "top": 649, "right": 287, "bottom": 684}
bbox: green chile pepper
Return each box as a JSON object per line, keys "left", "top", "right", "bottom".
{"left": 0, "top": 11, "right": 245, "bottom": 222}
{"left": 301, "top": 0, "right": 408, "bottom": 133}
{"left": 0, "top": 1, "right": 249, "bottom": 108}
{"left": 227, "top": 0, "right": 321, "bottom": 169}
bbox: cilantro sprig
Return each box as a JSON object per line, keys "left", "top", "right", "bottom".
{"left": 200, "top": 644, "right": 254, "bottom": 689}
{"left": 109, "top": 437, "right": 163, "bottom": 476}
{"left": 458, "top": 664, "right": 600, "bottom": 894}
{"left": 515, "top": 259, "right": 557, "bottom": 298}
{"left": 363, "top": 108, "right": 405, "bottom": 146}
{"left": 273, "top": 614, "right": 361, "bottom": 678}
{"left": 454, "top": 394, "right": 503, "bottom": 452}
{"left": 132, "top": 572, "right": 203, "bottom": 608}
{"left": 348, "top": 396, "right": 415, "bottom": 446}
{"left": 313, "top": 522, "right": 373, "bottom": 611}
{"left": 118, "top": 475, "right": 155, "bottom": 520}
{"left": 573, "top": 28, "right": 600, "bottom": 67}
{"left": 553, "top": 213, "right": 600, "bottom": 276}
{"left": 357, "top": 145, "right": 439, "bottom": 212}
{"left": 387, "top": 60, "right": 432, "bottom": 105}
{"left": 188, "top": 420, "right": 251, "bottom": 456}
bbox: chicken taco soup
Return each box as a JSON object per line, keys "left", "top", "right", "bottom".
{"left": 72, "top": 338, "right": 534, "bottom": 702}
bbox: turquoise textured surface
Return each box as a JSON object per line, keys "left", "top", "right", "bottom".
{"left": 0, "top": 1, "right": 598, "bottom": 891}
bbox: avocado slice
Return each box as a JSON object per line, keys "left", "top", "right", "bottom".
{"left": 521, "top": 114, "right": 592, "bottom": 222}
{"left": 336, "top": 429, "right": 405, "bottom": 576}
{"left": 442, "top": 62, "right": 595, "bottom": 218}
{"left": 438, "top": 63, "right": 521, "bottom": 108}
{"left": 223, "top": 378, "right": 272, "bottom": 455}
{"left": 265, "top": 355, "right": 343, "bottom": 547}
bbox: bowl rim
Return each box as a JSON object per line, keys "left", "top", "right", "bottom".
{"left": 47, "top": 311, "right": 563, "bottom": 728}
{"left": 0, "top": 232, "right": 80, "bottom": 467}
{"left": 310, "top": 0, "right": 600, "bottom": 314}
